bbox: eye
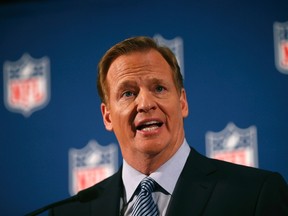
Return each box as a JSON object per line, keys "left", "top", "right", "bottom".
{"left": 155, "top": 85, "right": 165, "bottom": 93}
{"left": 122, "top": 91, "right": 134, "bottom": 98}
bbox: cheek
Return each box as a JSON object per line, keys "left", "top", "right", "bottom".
{"left": 111, "top": 105, "right": 133, "bottom": 127}
{"left": 166, "top": 104, "right": 184, "bottom": 124}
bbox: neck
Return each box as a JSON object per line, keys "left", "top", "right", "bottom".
{"left": 124, "top": 141, "right": 183, "bottom": 175}
{"left": 131, "top": 155, "right": 162, "bottom": 175}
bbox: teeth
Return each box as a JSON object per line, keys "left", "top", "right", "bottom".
{"left": 137, "top": 120, "right": 162, "bottom": 131}
{"left": 143, "top": 121, "right": 159, "bottom": 125}
{"left": 142, "top": 126, "right": 159, "bottom": 131}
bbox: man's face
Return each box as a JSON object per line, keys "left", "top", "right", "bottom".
{"left": 101, "top": 49, "right": 188, "bottom": 167}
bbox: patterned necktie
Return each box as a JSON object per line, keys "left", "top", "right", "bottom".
{"left": 132, "top": 176, "right": 159, "bottom": 216}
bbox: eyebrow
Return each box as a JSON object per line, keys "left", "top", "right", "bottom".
{"left": 148, "top": 77, "right": 171, "bottom": 87}
{"left": 116, "top": 80, "right": 136, "bottom": 91}
{"left": 117, "top": 77, "right": 168, "bottom": 89}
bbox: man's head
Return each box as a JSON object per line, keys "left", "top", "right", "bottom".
{"left": 97, "top": 36, "right": 184, "bottom": 105}
{"left": 97, "top": 36, "right": 188, "bottom": 174}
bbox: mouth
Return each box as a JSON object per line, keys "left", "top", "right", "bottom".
{"left": 136, "top": 120, "right": 164, "bottom": 132}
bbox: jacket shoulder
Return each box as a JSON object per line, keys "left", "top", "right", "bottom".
{"left": 50, "top": 170, "right": 122, "bottom": 216}
{"left": 189, "top": 147, "right": 283, "bottom": 181}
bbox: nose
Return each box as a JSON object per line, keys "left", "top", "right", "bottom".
{"left": 136, "top": 90, "right": 156, "bottom": 113}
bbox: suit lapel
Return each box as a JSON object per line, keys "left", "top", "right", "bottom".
{"left": 90, "top": 169, "right": 123, "bottom": 216}
{"left": 167, "top": 148, "right": 218, "bottom": 216}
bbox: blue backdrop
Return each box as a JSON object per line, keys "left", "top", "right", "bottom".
{"left": 1, "top": 0, "right": 287, "bottom": 215}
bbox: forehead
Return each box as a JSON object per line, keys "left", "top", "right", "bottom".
{"left": 107, "top": 49, "right": 173, "bottom": 82}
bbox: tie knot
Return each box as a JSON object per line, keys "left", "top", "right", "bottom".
{"left": 132, "top": 176, "right": 159, "bottom": 216}
{"left": 140, "top": 177, "right": 157, "bottom": 193}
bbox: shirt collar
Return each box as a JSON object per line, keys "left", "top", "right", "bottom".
{"left": 122, "top": 139, "right": 190, "bottom": 202}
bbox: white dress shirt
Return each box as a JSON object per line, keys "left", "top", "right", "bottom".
{"left": 121, "top": 139, "right": 190, "bottom": 216}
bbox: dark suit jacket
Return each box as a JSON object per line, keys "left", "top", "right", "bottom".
{"left": 49, "top": 147, "right": 288, "bottom": 216}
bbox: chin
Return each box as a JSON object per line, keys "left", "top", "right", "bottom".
{"left": 138, "top": 141, "right": 166, "bottom": 154}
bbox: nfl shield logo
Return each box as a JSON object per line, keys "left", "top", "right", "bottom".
{"left": 205, "top": 123, "right": 258, "bottom": 167}
{"left": 153, "top": 34, "right": 185, "bottom": 78}
{"left": 274, "top": 21, "right": 288, "bottom": 74}
{"left": 3, "top": 53, "right": 50, "bottom": 117}
{"left": 69, "top": 140, "right": 118, "bottom": 195}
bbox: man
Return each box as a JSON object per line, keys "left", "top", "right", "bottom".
{"left": 50, "top": 36, "right": 288, "bottom": 215}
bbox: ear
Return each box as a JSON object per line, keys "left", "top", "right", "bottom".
{"left": 101, "top": 103, "right": 113, "bottom": 131}
{"left": 180, "top": 88, "right": 189, "bottom": 118}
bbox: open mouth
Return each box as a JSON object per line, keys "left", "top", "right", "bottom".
{"left": 136, "top": 120, "right": 163, "bottom": 132}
